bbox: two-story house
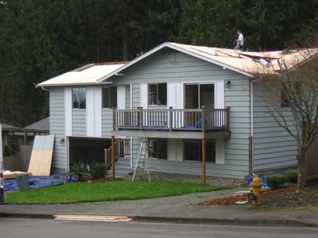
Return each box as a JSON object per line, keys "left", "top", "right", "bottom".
{"left": 37, "top": 42, "right": 307, "bottom": 180}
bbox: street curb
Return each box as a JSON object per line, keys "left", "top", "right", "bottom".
{"left": 0, "top": 213, "right": 53, "bottom": 220}
{"left": 131, "top": 216, "right": 318, "bottom": 228}
{"left": 1, "top": 213, "right": 318, "bottom": 228}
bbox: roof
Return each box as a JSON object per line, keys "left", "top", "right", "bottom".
{"left": 36, "top": 62, "right": 126, "bottom": 87}
{"left": 98, "top": 42, "right": 318, "bottom": 82}
{"left": 23, "top": 117, "right": 50, "bottom": 133}
{"left": 37, "top": 43, "right": 318, "bottom": 88}
{"left": 0, "top": 123, "right": 18, "bottom": 131}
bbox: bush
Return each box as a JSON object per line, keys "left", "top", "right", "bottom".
{"left": 3, "top": 145, "right": 11, "bottom": 157}
{"left": 284, "top": 170, "right": 298, "bottom": 183}
{"left": 89, "top": 162, "right": 108, "bottom": 179}
{"left": 70, "top": 161, "right": 89, "bottom": 181}
{"left": 266, "top": 174, "right": 288, "bottom": 189}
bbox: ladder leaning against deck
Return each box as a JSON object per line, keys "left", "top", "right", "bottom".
{"left": 132, "top": 139, "right": 154, "bottom": 182}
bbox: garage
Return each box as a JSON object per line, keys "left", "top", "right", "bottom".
{"left": 69, "top": 137, "right": 112, "bottom": 167}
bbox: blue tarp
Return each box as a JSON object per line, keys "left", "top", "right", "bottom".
{"left": 245, "top": 168, "right": 298, "bottom": 190}
{"left": 4, "top": 174, "right": 76, "bottom": 192}
{"left": 245, "top": 174, "right": 270, "bottom": 190}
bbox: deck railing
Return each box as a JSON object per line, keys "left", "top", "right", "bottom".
{"left": 104, "top": 139, "right": 121, "bottom": 168}
{"left": 113, "top": 107, "right": 230, "bottom": 132}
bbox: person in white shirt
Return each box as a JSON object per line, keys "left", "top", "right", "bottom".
{"left": 234, "top": 29, "right": 244, "bottom": 50}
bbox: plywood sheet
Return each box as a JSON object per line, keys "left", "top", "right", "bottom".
{"left": 28, "top": 135, "right": 55, "bottom": 176}
{"left": 3, "top": 171, "right": 32, "bottom": 179}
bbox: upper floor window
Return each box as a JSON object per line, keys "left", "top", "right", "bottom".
{"left": 102, "top": 87, "right": 117, "bottom": 108}
{"left": 148, "top": 83, "right": 167, "bottom": 106}
{"left": 72, "top": 88, "right": 86, "bottom": 109}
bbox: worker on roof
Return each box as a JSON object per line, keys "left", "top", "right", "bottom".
{"left": 234, "top": 29, "right": 244, "bottom": 51}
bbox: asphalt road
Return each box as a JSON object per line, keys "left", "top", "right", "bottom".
{"left": 1, "top": 218, "right": 318, "bottom": 238}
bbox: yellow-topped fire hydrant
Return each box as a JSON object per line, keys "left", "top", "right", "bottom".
{"left": 249, "top": 175, "right": 265, "bottom": 205}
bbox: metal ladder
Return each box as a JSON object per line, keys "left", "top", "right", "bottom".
{"left": 132, "top": 139, "right": 153, "bottom": 182}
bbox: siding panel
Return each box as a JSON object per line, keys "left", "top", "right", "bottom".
{"left": 252, "top": 82, "right": 297, "bottom": 173}
{"left": 49, "top": 88, "right": 66, "bottom": 173}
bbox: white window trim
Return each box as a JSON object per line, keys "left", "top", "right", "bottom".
{"left": 64, "top": 88, "right": 72, "bottom": 136}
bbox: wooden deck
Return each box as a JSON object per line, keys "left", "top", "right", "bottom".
{"left": 111, "top": 107, "right": 231, "bottom": 139}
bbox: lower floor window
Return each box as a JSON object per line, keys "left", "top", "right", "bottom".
{"left": 150, "top": 139, "right": 167, "bottom": 159}
{"left": 184, "top": 140, "right": 215, "bottom": 163}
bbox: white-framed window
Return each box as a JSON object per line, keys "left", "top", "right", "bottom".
{"left": 102, "top": 87, "right": 117, "bottom": 108}
{"left": 72, "top": 88, "right": 86, "bottom": 109}
{"left": 184, "top": 83, "right": 214, "bottom": 109}
{"left": 150, "top": 139, "right": 167, "bottom": 159}
{"left": 148, "top": 83, "right": 167, "bottom": 106}
{"left": 183, "top": 139, "right": 216, "bottom": 163}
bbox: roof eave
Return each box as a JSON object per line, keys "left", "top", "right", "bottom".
{"left": 36, "top": 81, "right": 112, "bottom": 88}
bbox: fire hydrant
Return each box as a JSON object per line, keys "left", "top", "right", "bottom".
{"left": 249, "top": 175, "right": 265, "bottom": 205}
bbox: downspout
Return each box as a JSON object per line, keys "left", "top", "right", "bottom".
{"left": 250, "top": 78, "right": 259, "bottom": 175}
{"left": 41, "top": 86, "right": 50, "bottom": 92}
{"left": 130, "top": 83, "right": 133, "bottom": 168}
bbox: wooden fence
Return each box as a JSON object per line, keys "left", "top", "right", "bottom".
{"left": 306, "top": 131, "right": 318, "bottom": 181}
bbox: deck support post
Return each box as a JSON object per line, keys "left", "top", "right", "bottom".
{"left": 111, "top": 136, "right": 115, "bottom": 178}
{"left": 202, "top": 138, "right": 206, "bottom": 184}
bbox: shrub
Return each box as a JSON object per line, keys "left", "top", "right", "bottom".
{"left": 70, "top": 161, "right": 89, "bottom": 181}
{"left": 89, "top": 162, "right": 108, "bottom": 179}
{"left": 284, "top": 170, "right": 298, "bottom": 183}
{"left": 3, "top": 145, "right": 11, "bottom": 157}
{"left": 266, "top": 174, "right": 288, "bottom": 189}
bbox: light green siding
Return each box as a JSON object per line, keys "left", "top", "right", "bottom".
{"left": 49, "top": 88, "right": 66, "bottom": 173}
{"left": 102, "top": 109, "right": 113, "bottom": 138}
{"left": 112, "top": 49, "right": 252, "bottom": 178}
{"left": 252, "top": 81, "right": 297, "bottom": 172}
{"left": 72, "top": 110, "right": 86, "bottom": 136}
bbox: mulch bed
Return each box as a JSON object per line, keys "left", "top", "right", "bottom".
{"left": 198, "top": 184, "right": 298, "bottom": 206}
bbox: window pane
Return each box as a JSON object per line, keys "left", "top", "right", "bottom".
{"left": 102, "top": 88, "right": 110, "bottom": 108}
{"left": 206, "top": 140, "right": 216, "bottom": 163}
{"left": 148, "top": 83, "right": 167, "bottom": 106}
{"left": 151, "top": 139, "right": 167, "bottom": 159}
{"left": 103, "top": 87, "right": 117, "bottom": 108}
{"left": 200, "top": 84, "right": 214, "bottom": 108}
{"left": 72, "top": 89, "right": 79, "bottom": 108}
{"left": 148, "top": 84, "right": 158, "bottom": 105}
{"left": 110, "top": 87, "right": 117, "bottom": 108}
{"left": 185, "top": 84, "right": 198, "bottom": 108}
{"left": 184, "top": 140, "right": 199, "bottom": 161}
{"left": 72, "top": 88, "right": 86, "bottom": 109}
{"left": 78, "top": 88, "right": 86, "bottom": 109}
{"left": 183, "top": 140, "right": 215, "bottom": 162}
{"left": 158, "top": 83, "right": 167, "bottom": 105}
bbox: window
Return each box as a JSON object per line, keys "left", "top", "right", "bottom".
{"left": 72, "top": 88, "right": 86, "bottom": 109}
{"left": 148, "top": 83, "right": 167, "bottom": 106}
{"left": 102, "top": 87, "right": 117, "bottom": 108}
{"left": 184, "top": 140, "right": 215, "bottom": 163}
{"left": 150, "top": 139, "right": 167, "bottom": 159}
{"left": 185, "top": 84, "right": 214, "bottom": 109}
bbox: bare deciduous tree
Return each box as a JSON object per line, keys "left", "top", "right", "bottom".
{"left": 253, "top": 44, "right": 318, "bottom": 191}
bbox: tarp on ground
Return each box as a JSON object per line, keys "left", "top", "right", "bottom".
{"left": 4, "top": 174, "right": 74, "bottom": 192}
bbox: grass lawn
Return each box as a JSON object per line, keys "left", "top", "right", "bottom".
{"left": 4, "top": 180, "right": 223, "bottom": 205}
